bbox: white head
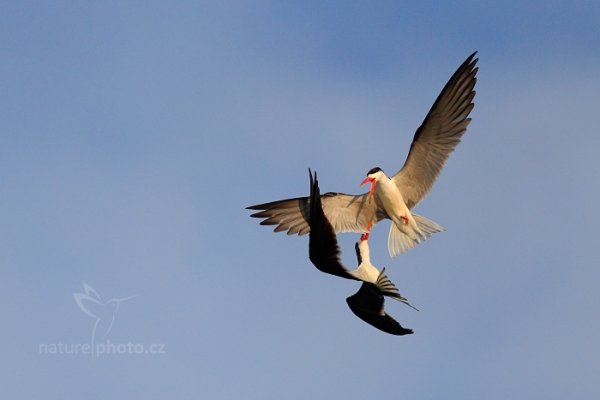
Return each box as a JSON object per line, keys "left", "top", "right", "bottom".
{"left": 353, "top": 232, "right": 382, "bottom": 283}
{"left": 355, "top": 232, "right": 371, "bottom": 265}
{"left": 360, "top": 167, "right": 386, "bottom": 196}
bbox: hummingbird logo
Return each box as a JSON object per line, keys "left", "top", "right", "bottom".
{"left": 73, "top": 283, "right": 136, "bottom": 353}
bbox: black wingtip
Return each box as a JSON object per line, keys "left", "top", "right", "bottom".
{"left": 468, "top": 51, "right": 479, "bottom": 66}
{"left": 460, "top": 51, "right": 478, "bottom": 69}
{"left": 308, "top": 169, "right": 318, "bottom": 193}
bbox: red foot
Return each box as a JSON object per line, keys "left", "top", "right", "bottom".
{"left": 400, "top": 215, "right": 409, "bottom": 224}
{"left": 360, "top": 232, "right": 370, "bottom": 241}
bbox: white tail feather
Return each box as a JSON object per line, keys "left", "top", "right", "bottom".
{"left": 388, "top": 223, "right": 416, "bottom": 258}
{"left": 412, "top": 213, "right": 445, "bottom": 237}
{"left": 387, "top": 213, "right": 445, "bottom": 258}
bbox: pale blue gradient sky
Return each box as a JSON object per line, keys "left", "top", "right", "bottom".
{"left": 2, "top": 2, "right": 599, "bottom": 399}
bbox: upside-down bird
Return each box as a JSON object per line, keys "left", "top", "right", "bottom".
{"left": 308, "top": 170, "right": 416, "bottom": 335}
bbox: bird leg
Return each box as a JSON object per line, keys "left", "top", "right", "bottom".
{"left": 400, "top": 215, "right": 409, "bottom": 224}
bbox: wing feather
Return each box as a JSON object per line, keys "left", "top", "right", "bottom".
{"left": 346, "top": 283, "right": 413, "bottom": 336}
{"left": 392, "top": 52, "right": 479, "bottom": 209}
{"left": 307, "top": 170, "right": 358, "bottom": 280}
{"left": 247, "top": 190, "right": 381, "bottom": 235}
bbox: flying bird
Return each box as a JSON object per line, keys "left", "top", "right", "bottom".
{"left": 308, "top": 170, "right": 416, "bottom": 335}
{"left": 248, "top": 52, "right": 478, "bottom": 257}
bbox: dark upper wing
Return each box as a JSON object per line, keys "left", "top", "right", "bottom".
{"left": 307, "top": 170, "right": 358, "bottom": 281}
{"left": 392, "top": 52, "right": 478, "bottom": 209}
{"left": 346, "top": 282, "right": 413, "bottom": 336}
{"left": 247, "top": 178, "right": 382, "bottom": 236}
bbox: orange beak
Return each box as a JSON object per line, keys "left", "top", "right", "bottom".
{"left": 360, "top": 177, "right": 376, "bottom": 196}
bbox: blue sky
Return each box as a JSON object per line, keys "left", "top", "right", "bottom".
{"left": 2, "top": 1, "right": 599, "bottom": 398}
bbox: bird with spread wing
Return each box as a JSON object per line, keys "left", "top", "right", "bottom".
{"left": 248, "top": 52, "right": 478, "bottom": 257}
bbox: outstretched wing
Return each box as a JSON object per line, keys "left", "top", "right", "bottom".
{"left": 346, "top": 282, "right": 413, "bottom": 336}
{"left": 392, "top": 52, "right": 478, "bottom": 209}
{"left": 247, "top": 187, "right": 382, "bottom": 236}
{"left": 307, "top": 170, "right": 359, "bottom": 281}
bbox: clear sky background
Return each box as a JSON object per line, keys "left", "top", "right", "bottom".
{"left": 2, "top": 2, "right": 599, "bottom": 399}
